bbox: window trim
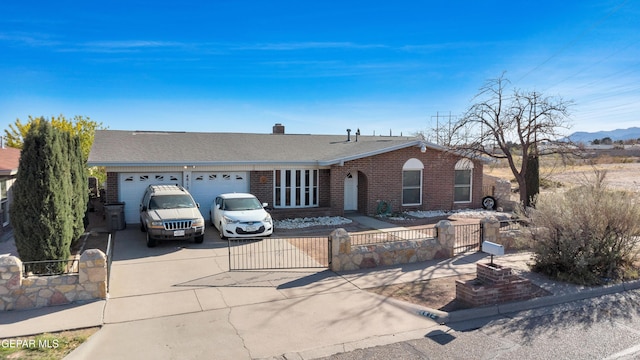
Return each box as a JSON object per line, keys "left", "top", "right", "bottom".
{"left": 402, "top": 158, "right": 424, "bottom": 206}
{"left": 454, "top": 159, "right": 474, "bottom": 203}
{"left": 274, "top": 169, "right": 319, "bottom": 208}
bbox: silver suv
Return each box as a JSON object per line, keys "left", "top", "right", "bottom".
{"left": 139, "top": 185, "right": 205, "bottom": 247}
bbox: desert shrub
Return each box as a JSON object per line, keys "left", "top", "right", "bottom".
{"left": 539, "top": 177, "right": 563, "bottom": 189}
{"left": 523, "top": 171, "right": 640, "bottom": 285}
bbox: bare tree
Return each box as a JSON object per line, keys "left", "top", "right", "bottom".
{"left": 444, "top": 74, "right": 573, "bottom": 207}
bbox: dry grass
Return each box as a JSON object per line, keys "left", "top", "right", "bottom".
{"left": 484, "top": 154, "right": 640, "bottom": 193}
{"left": 0, "top": 327, "right": 99, "bottom": 360}
{"left": 367, "top": 274, "right": 475, "bottom": 312}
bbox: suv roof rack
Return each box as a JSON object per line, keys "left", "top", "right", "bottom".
{"left": 148, "top": 184, "right": 187, "bottom": 193}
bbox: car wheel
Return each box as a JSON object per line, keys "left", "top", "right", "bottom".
{"left": 482, "top": 196, "right": 497, "bottom": 210}
{"left": 195, "top": 234, "right": 204, "bottom": 244}
{"left": 210, "top": 212, "right": 215, "bottom": 226}
{"left": 146, "top": 232, "right": 157, "bottom": 248}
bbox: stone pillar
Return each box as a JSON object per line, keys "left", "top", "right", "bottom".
{"left": 494, "top": 179, "right": 513, "bottom": 211}
{"left": 481, "top": 216, "right": 500, "bottom": 245}
{"left": 79, "top": 249, "right": 108, "bottom": 300}
{"left": 0, "top": 256, "right": 22, "bottom": 311}
{"left": 435, "top": 220, "right": 455, "bottom": 258}
{"left": 329, "top": 228, "right": 353, "bottom": 272}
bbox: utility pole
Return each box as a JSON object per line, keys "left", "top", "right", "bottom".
{"left": 430, "top": 111, "right": 457, "bottom": 145}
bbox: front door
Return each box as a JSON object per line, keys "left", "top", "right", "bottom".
{"left": 344, "top": 173, "right": 358, "bottom": 211}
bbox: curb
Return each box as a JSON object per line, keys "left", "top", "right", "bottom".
{"left": 367, "top": 279, "right": 640, "bottom": 325}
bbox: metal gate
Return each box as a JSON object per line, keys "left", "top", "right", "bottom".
{"left": 228, "top": 236, "right": 331, "bottom": 270}
{"left": 453, "top": 223, "right": 482, "bottom": 255}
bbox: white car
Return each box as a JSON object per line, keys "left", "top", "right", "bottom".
{"left": 211, "top": 193, "right": 273, "bottom": 239}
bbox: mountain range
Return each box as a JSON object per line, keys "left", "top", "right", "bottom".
{"left": 567, "top": 127, "right": 640, "bottom": 143}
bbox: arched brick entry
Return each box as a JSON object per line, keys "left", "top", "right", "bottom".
{"left": 357, "top": 171, "right": 369, "bottom": 214}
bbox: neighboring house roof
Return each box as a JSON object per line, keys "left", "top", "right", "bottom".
{"left": 88, "top": 130, "right": 449, "bottom": 167}
{"left": 0, "top": 146, "right": 20, "bottom": 176}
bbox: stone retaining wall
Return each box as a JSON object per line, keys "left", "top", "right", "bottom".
{"left": 0, "top": 249, "right": 107, "bottom": 311}
{"left": 494, "top": 179, "right": 515, "bottom": 211}
{"left": 481, "top": 216, "right": 528, "bottom": 250}
{"left": 330, "top": 220, "right": 455, "bottom": 271}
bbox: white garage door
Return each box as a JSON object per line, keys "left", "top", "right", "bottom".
{"left": 190, "top": 172, "right": 249, "bottom": 220}
{"left": 119, "top": 173, "right": 183, "bottom": 224}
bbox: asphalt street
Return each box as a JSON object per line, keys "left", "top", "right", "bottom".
{"left": 316, "top": 289, "right": 640, "bottom": 360}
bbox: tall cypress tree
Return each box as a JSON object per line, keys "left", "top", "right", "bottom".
{"left": 67, "top": 133, "right": 88, "bottom": 240}
{"left": 11, "top": 121, "right": 73, "bottom": 263}
{"left": 525, "top": 153, "right": 540, "bottom": 207}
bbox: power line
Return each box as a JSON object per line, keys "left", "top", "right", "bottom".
{"left": 542, "top": 38, "right": 640, "bottom": 93}
{"left": 517, "top": 0, "right": 630, "bottom": 84}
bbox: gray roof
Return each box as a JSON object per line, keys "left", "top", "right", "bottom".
{"left": 88, "top": 130, "right": 444, "bottom": 167}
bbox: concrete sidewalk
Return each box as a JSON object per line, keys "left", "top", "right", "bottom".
{"left": 0, "top": 300, "right": 106, "bottom": 337}
{"left": 3, "top": 217, "right": 640, "bottom": 359}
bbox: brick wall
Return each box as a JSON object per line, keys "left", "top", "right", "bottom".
{"left": 106, "top": 172, "right": 119, "bottom": 203}
{"left": 455, "top": 262, "right": 535, "bottom": 307}
{"left": 270, "top": 207, "right": 336, "bottom": 220}
{"left": 250, "top": 171, "right": 273, "bottom": 205}
{"left": 357, "top": 171, "right": 368, "bottom": 214}
{"left": 319, "top": 169, "right": 331, "bottom": 207}
{"left": 104, "top": 145, "right": 483, "bottom": 217}
{"left": 330, "top": 147, "right": 484, "bottom": 216}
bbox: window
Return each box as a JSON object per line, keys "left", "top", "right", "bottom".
{"left": 274, "top": 170, "right": 318, "bottom": 208}
{"left": 454, "top": 159, "right": 473, "bottom": 202}
{"left": 402, "top": 158, "right": 423, "bottom": 206}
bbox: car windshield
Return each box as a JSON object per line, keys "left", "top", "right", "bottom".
{"left": 223, "top": 197, "right": 262, "bottom": 211}
{"left": 149, "top": 195, "right": 196, "bottom": 210}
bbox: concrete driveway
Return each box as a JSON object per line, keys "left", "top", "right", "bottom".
{"left": 67, "top": 225, "right": 439, "bottom": 359}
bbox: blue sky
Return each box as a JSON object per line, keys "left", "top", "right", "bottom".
{"left": 1, "top": 1, "right": 638, "bottom": 137}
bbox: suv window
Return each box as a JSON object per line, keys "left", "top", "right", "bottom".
{"left": 149, "top": 194, "right": 196, "bottom": 210}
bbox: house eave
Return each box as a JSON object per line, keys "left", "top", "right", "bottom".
{"left": 88, "top": 160, "right": 324, "bottom": 168}
{"left": 0, "top": 169, "right": 17, "bottom": 176}
{"left": 320, "top": 140, "right": 437, "bottom": 166}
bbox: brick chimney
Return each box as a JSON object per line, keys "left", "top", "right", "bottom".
{"left": 272, "top": 123, "right": 285, "bottom": 134}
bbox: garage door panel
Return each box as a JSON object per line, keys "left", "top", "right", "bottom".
{"left": 119, "top": 173, "right": 183, "bottom": 224}
{"left": 190, "top": 172, "right": 249, "bottom": 221}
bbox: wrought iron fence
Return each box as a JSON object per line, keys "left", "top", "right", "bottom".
{"left": 106, "top": 233, "right": 113, "bottom": 292}
{"left": 348, "top": 223, "right": 483, "bottom": 256}
{"left": 349, "top": 227, "right": 436, "bottom": 246}
{"left": 228, "top": 236, "right": 330, "bottom": 270}
{"left": 453, "top": 223, "right": 482, "bottom": 255}
{"left": 22, "top": 258, "right": 79, "bottom": 277}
